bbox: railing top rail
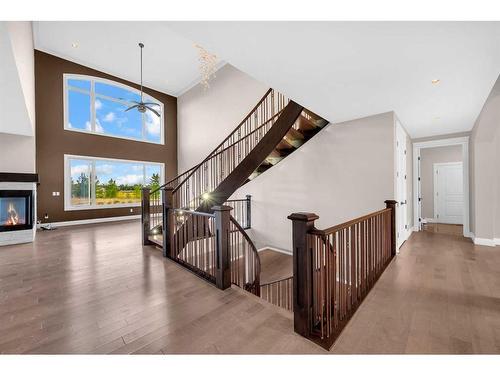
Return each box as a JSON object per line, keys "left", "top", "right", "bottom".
{"left": 310, "top": 207, "right": 392, "bottom": 236}
{"left": 171, "top": 88, "right": 276, "bottom": 194}
{"left": 172, "top": 208, "right": 215, "bottom": 218}
{"left": 150, "top": 164, "right": 198, "bottom": 195}
{"left": 226, "top": 198, "right": 249, "bottom": 202}
{"left": 229, "top": 215, "right": 261, "bottom": 272}
{"left": 201, "top": 110, "right": 284, "bottom": 161}
{"left": 260, "top": 275, "right": 293, "bottom": 288}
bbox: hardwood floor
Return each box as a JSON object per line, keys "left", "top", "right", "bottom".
{"left": 258, "top": 249, "right": 292, "bottom": 283}
{"left": 1, "top": 220, "right": 500, "bottom": 354}
{"left": 0, "top": 221, "right": 321, "bottom": 354}
{"left": 423, "top": 223, "right": 463, "bottom": 236}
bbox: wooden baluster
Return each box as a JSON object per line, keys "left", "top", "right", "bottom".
{"left": 141, "top": 187, "right": 152, "bottom": 246}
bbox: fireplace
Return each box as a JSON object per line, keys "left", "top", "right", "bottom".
{"left": 0, "top": 190, "right": 33, "bottom": 232}
{"left": 0, "top": 173, "right": 38, "bottom": 246}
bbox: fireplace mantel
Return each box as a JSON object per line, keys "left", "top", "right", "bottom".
{"left": 0, "top": 173, "right": 38, "bottom": 183}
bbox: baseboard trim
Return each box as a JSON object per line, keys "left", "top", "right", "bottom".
{"left": 258, "top": 246, "right": 292, "bottom": 256}
{"left": 471, "top": 235, "right": 496, "bottom": 247}
{"left": 37, "top": 215, "right": 141, "bottom": 229}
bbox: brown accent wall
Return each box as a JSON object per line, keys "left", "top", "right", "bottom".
{"left": 35, "top": 50, "right": 177, "bottom": 223}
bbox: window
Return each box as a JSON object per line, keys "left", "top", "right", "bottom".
{"left": 64, "top": 155, "right": 164, "bottom": 211}
{"left": 64, "top": 74, "right": 164, "bottom": 144}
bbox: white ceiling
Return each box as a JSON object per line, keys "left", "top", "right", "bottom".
{"left": 33, "top": 21, "right": 217, "bottom": 96}
{"left": 0, "top": 22, "right": 34, "bottom": 137}
{"left": 166, "top": 21, "right": 500, "bottom": 138}
{"left": 34, "top": 22, "right": 500, "bottom": 138}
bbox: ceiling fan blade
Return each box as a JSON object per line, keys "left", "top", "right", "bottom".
{"left": 125, "top": 104, "right": 139, "bottom": 112}
{"left": 145, "top": 106, "right": 161, "bottom": 117}
{"left": 119, "top": 98, "right": 141, "bottom": 104}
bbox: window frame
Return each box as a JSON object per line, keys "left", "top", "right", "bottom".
{"left": 63, "top": 74, "right": 165, "bottom": 145}
{"left": 64, "top": 154, "right": 165, "bottom": 211}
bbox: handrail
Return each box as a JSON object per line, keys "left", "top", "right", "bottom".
{"left": 229, "top": 215, "right": 261, "bottom": 294}
{"left": 171, "top": 89, "right": 285, "bottom": 197}
{"left": 288, "top": 200, "right": 398, "bottom": 350}
{"left": 260, "top": 275, "right": 293, "bottom": 311}
{"left": 229, "top": 216, "right": 261, "bottom": 273}
{"left": 151, "top": 164, "right": 198, "bottom": 195}
{"left": 260, "top": 275, "right": 293, "bottom": 288}
{"left": 310, "top": 207, "right": 392, "bottom": 236}
{"left": 172, "top": 208, "right": 215, "bottom": 218}
{"left": 198, "top": 110, "right": 284, "bottom": 163}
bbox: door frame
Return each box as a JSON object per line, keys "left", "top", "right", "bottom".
{"left": 412, "top": 136, "right": 470, "bottom": 237}
{"left": 395, "top": 120, "right": 410, "bottom": 249}
{"left": 433, "top": 162, "right": 464, "bottom": 224}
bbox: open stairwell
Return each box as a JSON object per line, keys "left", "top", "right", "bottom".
{"left": 141, "top": 88, "right": 328, "bottom": 299}
{"left": 141, "top": 88, "right": 398, "bottom": 351}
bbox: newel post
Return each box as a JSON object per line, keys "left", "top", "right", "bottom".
{"left": 385, "top": 200, "right": 398, "bottom": 257}
{"left": 213, "top": 205, "right": 232, "bottom": 290}
{"left": 288, "top": 212, "right": 319, "bottom": 338}
{"left": 246, "top": 195, "right": 252, "bottom": 229}
{"left": 162, "top": 187, "right": 174, "bottom": 258}
{"left": 141, "top": 187, "right": 151, "bottom": 246}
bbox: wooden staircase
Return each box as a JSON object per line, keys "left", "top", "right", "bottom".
{"left": 141, "top": 88, "right": 328, "bottom": 299}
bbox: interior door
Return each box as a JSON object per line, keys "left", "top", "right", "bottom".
{"left": 434, "top": 163, "right": 463, "bottom": 224}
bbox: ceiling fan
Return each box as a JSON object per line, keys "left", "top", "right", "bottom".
{"left": 125, "top": 43, "right": 161, "bottom": 117}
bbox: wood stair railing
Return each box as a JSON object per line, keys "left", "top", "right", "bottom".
{"left": 141, "top": 88, "right": 329, "bottom": 303}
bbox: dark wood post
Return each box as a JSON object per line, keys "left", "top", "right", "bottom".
{"left": 246, "top": 194, "right": 252, "bottom": 229}
{"left": 141, "top": 187, "right": 151, "bottom": 246}
{"left": 385, "top": 200, "right": 398, "bottom": 257}
{"left": 162, "top": 187, "right": 174, "bottom": 258}
{"left": 213, "top": 205, "right": 232, "bottom": 290}
{"left": 287, "top": 212, "right": 319, "bottom": 338}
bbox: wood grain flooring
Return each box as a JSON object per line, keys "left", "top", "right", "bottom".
{"left": 1, "top": 220, "right": 499, "bottom": 354}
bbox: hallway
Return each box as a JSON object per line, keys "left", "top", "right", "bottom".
{"left": 332, "top": 228, "right": 500, "bottom": 353}
{"left": 1, "top": 221, "right": 499, "bottom": 353}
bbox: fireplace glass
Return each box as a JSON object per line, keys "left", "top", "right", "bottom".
{"left": 0, "top": 190, "right": 33, "bottom": 231}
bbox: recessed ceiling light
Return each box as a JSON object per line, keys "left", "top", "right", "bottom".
{"left": 431, "top": 79, "right": 440, "bottom": 84}
{"left": 71, "top": 42, "right": 79, "bottom": 48}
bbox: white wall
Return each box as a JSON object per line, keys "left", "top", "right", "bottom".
{"left": 420, "top": 145, "right": 463, "bottom": 219}
{"left": 177, "top": 64, "right": 268, "bottom": 173}
{"left": 0, "top": 133, "right": 36, "bottom": 173}
{"left": 232, "top": 112, "right": 396, "bottom": 252}
{"left": 470, "top": 75, "right": 500, "bottom": 242}
{"left": 0, "top": 21, "right": 36, "bottom": 173}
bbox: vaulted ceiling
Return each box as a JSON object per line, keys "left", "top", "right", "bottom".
{"left": 33, "top": 21, "right": 219, "bottom": 97}
{"left": 34, "top": 21, "right": 500, "bottom": 138}
{"left": 166, "top": 22, "right": 500, "bottom": 138}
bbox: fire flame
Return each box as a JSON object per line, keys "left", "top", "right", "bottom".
{"left": 5, "top": 203, "right": 19, "bottom": 226}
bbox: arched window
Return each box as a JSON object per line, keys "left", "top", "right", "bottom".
{"left": 63, "top": 74, "right": 164, "bottom": 144}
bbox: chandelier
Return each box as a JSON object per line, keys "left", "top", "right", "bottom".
{"left": 194, "top": 44, "right": 218, "bottom": 89}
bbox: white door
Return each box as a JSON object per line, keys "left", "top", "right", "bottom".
{"left": 434, "top": 163, "right": 463, "bottom": 224}
{"left": 396, "top": 122, "right": 408, "bottom": 248}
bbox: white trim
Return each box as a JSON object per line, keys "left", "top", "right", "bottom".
{"left": 412, "top": 226, "right": 419, "bottom": 232}
{"left": 37, "top": 215, "right": 140, "bottom": 229}
{"left": 63, "top": 74, "right": 165, "bottom": 145}
{"left": 413, "top": 136, "right": 469, "bottom": 237}
{"left": 473, "top": 237, "right": 496, "bottom": 247}
{"left": 257, "top": 246, "right": 292, "bottom": 256}
{"left": 64, "top": 154, "right": 165, "bottom": 211}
